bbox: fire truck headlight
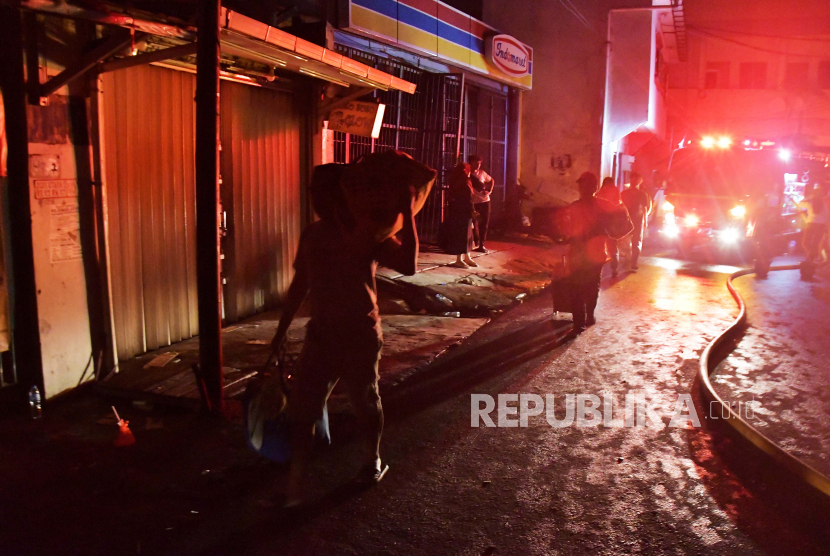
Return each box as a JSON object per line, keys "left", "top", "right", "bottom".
{"left": 684, "top": 214, "right": 700, "bottom": 227}
{"left": 719, "top": 228, "right": 741, "bottom": 244}
{"left": 700, "top": 136, "right": 716, "bottom": 149}
{"left": 662, "top": 214, "right": 679, "bottom": 237}
{"left": 717, "top": 136, "right": 732, "bottom": 149}
{"left": 729, "top": 205, "right": 746, "bottom": 218}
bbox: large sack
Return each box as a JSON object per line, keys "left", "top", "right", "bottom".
{"left": 310, "top": 163, "right": 353, "bottom": 227}
{"left": 340, "top": 150, "right": 436, "bottom": 242}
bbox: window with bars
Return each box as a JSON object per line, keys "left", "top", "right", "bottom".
{"left": 330, "top": 45, "right": 508, "bottom": 241}
{"left": 331, "top": 46, "right": 423, "bottom": 164}
{"left": 462, "top": 85, "right": 507, "bottom": 202}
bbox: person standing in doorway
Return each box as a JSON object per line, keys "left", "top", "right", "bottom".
{"left": 620, "top": 172, "right": 652, "bottom": 270}
{"left": 444, "top": 162, "right": 478, "bottom": 268}
{"left": 469, "top": 154, "right": 495, "bottom": 253}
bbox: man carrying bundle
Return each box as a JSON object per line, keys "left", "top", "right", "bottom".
{"left": 271, "top": 151, "right": 436, "bottom": 507}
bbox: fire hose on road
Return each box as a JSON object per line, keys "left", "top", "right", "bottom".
{"left": 697, "top": 261, "right": 830, "bottom": 499}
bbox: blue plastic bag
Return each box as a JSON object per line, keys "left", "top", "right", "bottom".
{"left": 243, "top": 373, "right": 330, "bottom": 463}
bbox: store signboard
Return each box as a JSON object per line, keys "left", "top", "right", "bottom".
{"left": 342, "top": 0, "right": 532, "bottom": 90}
{"left": 328, "top": 101, "right": 386, "bottom": 138}
{"left": 486, "top": 34, "right": 530, "bottom": 78}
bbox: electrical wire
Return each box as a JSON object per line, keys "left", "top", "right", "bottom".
{"left": 557, "top": 0, "right": 594, "bottom": 31}
{"left": 689, "top": 24, "right": 830, "bottom": 44}
{"left": 689, "top": 27, "right": 830, "bottom": 58}
{"left": 562, "top": 0, "right": 594, "bottom": 29}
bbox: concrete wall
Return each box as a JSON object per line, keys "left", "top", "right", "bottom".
{"left": 482, "top": 0, "right": 649, "bottom": 212}
{"left": 27, "top": 96, "right": 93, "bottom": 398}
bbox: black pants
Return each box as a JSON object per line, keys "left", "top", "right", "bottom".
{"left": 606, "top": 238, "right": 618, "bottom": 273}
{"left": 630, "top": 215, "right": 645, "bottom": 267}
{"left": 472, "top": 201, "right": 491, "bottom": 248}
{"left": 568, "top": 265, "right": 603, "bottom": 328}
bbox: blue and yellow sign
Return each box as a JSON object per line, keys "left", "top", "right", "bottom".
{"left": 343, "top": 0, "right": 533, "bottom": 90}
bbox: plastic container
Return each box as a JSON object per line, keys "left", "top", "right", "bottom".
{"left": 28, "top": 386, "right": 42, "bottom": 419}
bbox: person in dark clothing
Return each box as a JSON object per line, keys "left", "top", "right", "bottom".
{"left": 559, "top": 172, "right": 632, "bottom": 333}
{"left": 444, "top": 162, "right": 478, "bottom": 268}
{"left": 597, "top": 177, "right": 626, "bottom": 278}
{"left": 620, "top": 172, "right": 652, "bottom": 270}
{"left": 469, "top": 154, "right": 495, "bottom": 252}
{"left": 271, "top": 163, "right": 421, "bottom": 507}
{"left": 799, "top": 184, "right": 828, "bottom": 263}
{"left": 751, "top": 181, "right": 781, "bottom": 278}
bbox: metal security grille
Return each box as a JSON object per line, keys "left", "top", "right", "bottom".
{"left": 416, "top": 73, "right": 464, "bottom": 242}
{"left": 331, "top": 46, "right": 465, "bottom": 242}
{"left": 330, "top": 46, "right": 508, "bottom": 242}
{"left": 332, "top": 47, "right": 422, "bottom": 164}
{"left": 463, "top": 85, "right": 508, "bottom": 204}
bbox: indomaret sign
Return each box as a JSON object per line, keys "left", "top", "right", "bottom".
{"left": 486, "top": 34, "right": 530, "bottom": 78}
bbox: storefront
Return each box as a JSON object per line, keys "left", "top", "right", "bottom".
{"left": 0, "top": 3, "right": 416, "bottom": 400}
{"left": 327, "top": 0, "right": 533, "bottom": 240}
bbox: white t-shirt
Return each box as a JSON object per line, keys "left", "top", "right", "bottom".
{"left": 471, "top": 169, "right": 493, "bottom": 204}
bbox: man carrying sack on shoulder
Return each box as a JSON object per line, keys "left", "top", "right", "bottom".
{"left": 557, "top": 172, "right": 632, "bottom": 335}
{"left": 271, "top": 152, "right": 436, "bottom": 507}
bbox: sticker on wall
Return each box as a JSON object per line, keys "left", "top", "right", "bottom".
{"left": 49, "top": 201, "right": 82, "bottom": 263}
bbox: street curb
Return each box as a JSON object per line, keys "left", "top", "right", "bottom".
{"left": 383, "top": 319, "right": 573, "bottom": 413}
{"left": 698, "top": 262, "right": 830, "bottom": 499}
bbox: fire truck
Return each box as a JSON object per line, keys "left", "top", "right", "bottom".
{"left": 660, "top": 136, "right": 828, "bottom": 260}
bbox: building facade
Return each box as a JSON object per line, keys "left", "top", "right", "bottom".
{"left": 667, "top": 1, "right": 830, "bottom": 151}
{"left": 0, "top": 0, "right": 536, "bottom": 402}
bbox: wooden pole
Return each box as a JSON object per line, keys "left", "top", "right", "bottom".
{"left": 195, "top": 0, "right": 223, "bottom": 413}
{"left": 0, "top": 6, "right": 45, "bottom": 393}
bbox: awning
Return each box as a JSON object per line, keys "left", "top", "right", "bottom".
{"left": 220, "top": 9, "right": 416, "bottom": 94}
{"left": 15, "top": 1, "right": 416, "bottom": 95}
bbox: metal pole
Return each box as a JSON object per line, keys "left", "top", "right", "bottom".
{"left": 0, "top": 6, "right": 45, "bottom": 393}
{"left": 455, "top": 74, "right": 465, "bottom": 163}
{"left": 506, "top": 87, "right": 521, "bottom": 228}
{"left": 195, "top": 0, "right": 223, "bottom": 413}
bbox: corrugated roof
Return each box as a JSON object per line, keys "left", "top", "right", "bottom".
{"left": 221, "top": 9, "right": 417, "bottom": 94}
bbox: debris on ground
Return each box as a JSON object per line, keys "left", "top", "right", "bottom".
{"left": 143, "top": 352, "right": 178, "bottom": 369}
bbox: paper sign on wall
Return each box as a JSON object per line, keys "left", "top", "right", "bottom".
{"left": 328, "top": 101, "right": 386, "bottom": 139}
{"left": 50, "top": 201, "right": 82, "bottom": 263}
{"left": 35, "top": 179, "right": 77, "bottom": 200}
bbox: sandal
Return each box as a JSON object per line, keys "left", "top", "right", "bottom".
{"left": 356, "top": 462, "right": 389, "bottom": 486}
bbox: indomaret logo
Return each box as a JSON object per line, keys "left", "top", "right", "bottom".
{"left": 488, "top": 35, "right": 530, "bottom": 78}
{"left": 471, "top": 393, "right": 755, "bottom": 428}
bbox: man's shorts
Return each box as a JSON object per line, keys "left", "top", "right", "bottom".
{"left": 287, "top": 330, "right": 383, "bottom": 426}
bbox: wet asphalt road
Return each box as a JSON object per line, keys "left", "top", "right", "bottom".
{"left": 713, "top": 264, "right": 830, "bottom": 477}
{"left": 167, "top": 256, "right": 830, "bottom": 556}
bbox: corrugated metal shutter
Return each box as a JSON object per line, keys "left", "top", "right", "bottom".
{"left": 102, "top": 65, "right": 301, "bottom": 361}
{"left": 102, "top": 65, "right": 199, "bottom": 360}
{"left": 220, "top": 81, "right": 301, "bottom": 323}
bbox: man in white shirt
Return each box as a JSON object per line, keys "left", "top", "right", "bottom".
{"left": 469, "top": 154, "right": 495, "bottom": 252}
